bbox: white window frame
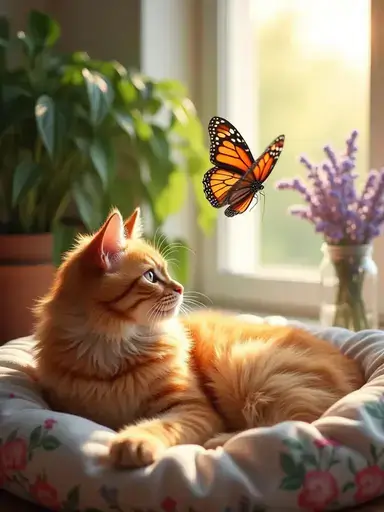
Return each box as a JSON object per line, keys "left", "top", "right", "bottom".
{"left": 197, "top": 0, "right": 384, "bottom": 321}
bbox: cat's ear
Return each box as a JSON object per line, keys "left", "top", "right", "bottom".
{"left": 86, "top": 210, "right": 125, "bottom": 271}
{"left": 124, "top": 207, "right": 143, "bottom": 239}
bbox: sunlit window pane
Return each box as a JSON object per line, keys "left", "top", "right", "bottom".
{"left": 252, "top": 0, "right": 370, "bottom": 267}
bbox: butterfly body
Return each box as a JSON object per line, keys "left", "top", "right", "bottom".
{"left": 203, "top": 117, "right": 285, "bottom": 217}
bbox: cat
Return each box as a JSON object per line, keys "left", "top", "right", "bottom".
{"left": 34, "top": 207, "right": 364, "bottom": 469}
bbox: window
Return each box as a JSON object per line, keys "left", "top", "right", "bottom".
{"left": 199, "top": 0, "right": 384, "bottom": 318}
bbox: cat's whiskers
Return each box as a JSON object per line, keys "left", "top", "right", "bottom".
{"left": 164, "top": 258, "right": 180, "bottom": 269}
{"left": 147, "top": 302, "right": 161, "bottom": 327}
{"left": 182, "top": 298, "right": 207, "bottom": 311}
{"left": 161, "top": 242, "right": 195, "bottom": 261}
{"left": 152, "top": 226, "right": 161, "bottom": 247}
{"left": 183, "top": 291, "right": 213, "bottom": 305}
{"left": 179, "top": 304, "right": 192, "bottom": 316}
{"left": 160, "top": 247, "right": 179, "bottom": 260}
{"left": 154, "top": 230, "right": 168, "bottom": 256}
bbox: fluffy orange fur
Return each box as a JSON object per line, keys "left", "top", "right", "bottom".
{"left": 34, "top": 208, "right": 364, "bottom": 468}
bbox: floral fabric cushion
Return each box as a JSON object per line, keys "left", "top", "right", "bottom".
{"left": 1, "top": 318, "right": 384, "bottom": 511}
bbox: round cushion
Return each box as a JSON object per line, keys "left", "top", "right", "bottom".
{"left": 1, "top": 318, "right": 384, "bottom": 511}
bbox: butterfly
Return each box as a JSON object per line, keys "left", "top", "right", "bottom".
{"left": 202, "top": 116, "right": 285, "bottom": 217}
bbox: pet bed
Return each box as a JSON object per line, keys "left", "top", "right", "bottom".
{"left": 1, "top": 316, "right": 384, "bottom": 512}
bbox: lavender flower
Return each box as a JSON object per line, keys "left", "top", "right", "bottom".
{"left": 275, "top": 130, "right": 384, "bottom": 245}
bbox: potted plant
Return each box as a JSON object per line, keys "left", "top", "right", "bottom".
{"left": 0, "top": 10, "right": 212, "bottom": 343}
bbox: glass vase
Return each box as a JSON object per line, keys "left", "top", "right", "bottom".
{"left": 319, "top": 243, "right": 378, "bottom": 331}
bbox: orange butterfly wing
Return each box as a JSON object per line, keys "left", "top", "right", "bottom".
{"left": 208, "top": 117, "right": 255, "bottom": 173}
{"left": 223, "top": 171, "right": 261, "bottom": 217}
{"left": 202, "top": 167, "right": 243, "bottom": 208}
{"left": 224, "top": 193, "right": 255, "bottom": 217}
{"left": 251, "top": 134, "right": 285, "bottom": 183}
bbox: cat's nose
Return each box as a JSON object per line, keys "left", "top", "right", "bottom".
{"left": 174, "top": 284, "right": 184, "bottom": 295}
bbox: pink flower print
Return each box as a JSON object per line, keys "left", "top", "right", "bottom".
{"left": 314, "top": 437, "right": 340, "bottom": 449}
{"left": 161, "top": 496, "right": 177, "bottom": 512}
{"left": 354, "top": 465, "right": 384, "bottom": 503}
{"left": 2, "top": 438, "right": 27, "bottom": 471}
{"left": 30, "top": 476, "right": 60, "bottom": 510}
{"left": 298, "top": 470, "right": 338, "bottom": 511}
{"left": 43, "top": 418, "right": 57, "bottom": 430}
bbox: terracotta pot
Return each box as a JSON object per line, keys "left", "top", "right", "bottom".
{"left": 0, "top": 233, "right": 55, "bottom": 344}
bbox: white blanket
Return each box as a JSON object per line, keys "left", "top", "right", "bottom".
{"left": 1, "top": 317, "right": 384, "bottom": 511}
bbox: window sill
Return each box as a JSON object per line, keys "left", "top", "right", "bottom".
{"left": 210, "top": 304, "right": 384, "bottom": 331}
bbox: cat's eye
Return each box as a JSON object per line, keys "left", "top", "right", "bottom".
{"left": 143, "top": 269, "right": 159, "bottom": 283}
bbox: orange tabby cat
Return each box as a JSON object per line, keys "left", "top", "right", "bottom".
{"left": 34, "top": 208, "right": 364, "bottom": 469}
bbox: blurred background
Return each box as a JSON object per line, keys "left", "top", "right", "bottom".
{"left": 254, "top": 0, "right": 369, "bottom": 267}
{"left": 1, "top": 0, "right": 384, "bottom": 343}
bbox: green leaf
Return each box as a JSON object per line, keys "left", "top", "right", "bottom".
{"left": 348, "top": 457, "right": 357, "bottom": 475}
{"left": 71, "top": 51, "right": 90, "bottom": 64}
{"left": 149, "top": 125, "right": 170, "bottom": 161}
{"left": 155, "top": 79, "right": 187, "bottom": 102}
{"left": 366, "top": 402, "right": 384, "bottom": 419}
{"left": 89, "top": 138, "right": 114, "bottom": 188}
{"left": 282, "top": 438, "right": 303, "bottom": 451}
{"left": 279, "top": 475, "right": 303, "bottom": 491}
{"left": 130, "top": 72, "right": 147, "bottom": 92}
{"left": 3, "top": 85, "right": 32, "bottom": 103}
{"left": 154, "top": 169, "right": 187, "bottom": 223}
{"left": 95, "top": 60, "right": 126, "bottom": 81}
{"left": 342, "top": 481, "right": 355, "bottom": 493}
{"left": 63, "top": 485, "right": 80, "bottom": 511}
{"left": 329, "top": 458, "right": 340, "bottom": 468}
{"left": 42, "top": 434, "right": 61, "bottom": 451}
{"left": 280, "top": 453, "right": 298, "bottom": 476}
{"left": 27, "top": 10, "right": 60, "bottom": 48}
{"left": 74, "top": 136, "right": 90, "bottom": 155}
{"left": 72, "top": 174, "right": 103, "bottom": 231}
{"left": 29, "top": 426, "right": 42, "bottom": 448}
{"left": 302, "top": 453, "right": 318, "bottom": 468}
{"left": 107, "top": 175, "right": 137, "bottom": 220}
{"left": 73, "top": 182, "right": 95, "bottom": 231}
{"left": 6, "top": 429, "right": 18, "bottom": 443}
{"left": 35, "top": 95, "right": 56, "bottom": 159}
{"left": 191, "top": 168, "right": 217, "bottom": 234}
{"left": 140, "top": 126, "right": 173, "bottom": 202}
{"left": 53, "top": 222, "right": 81, "bottom": 267}
{"left": 370, "top": 444, "right": 378, "bottom": 463}
{"left": 16, "top": 31, "right": 35, "bottom": 59}
{"left": 0, "top": 16, "right": 9, "bottom": 76}
{"left": 113, "top": 110, "right": 134, "bottom": 137}
{"left": 118, "top": 79, "right": 137, "bottom": 104}
{"left": 61, "top": 66, "right": 84, "bottom": 86}
{"left": 82, "top": 69, "right": 114, "bottom": 126}
{"left": 12, "top": 161, "right": 41, "bottom": 206}
{"left": 377, "top": 448, "right": 384, "bottom": 462}
{"left": 132, "top": 111, "right": 152, "bottom": 140}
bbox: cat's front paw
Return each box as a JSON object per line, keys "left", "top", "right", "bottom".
{"left": 108, "top": 427, "right": 167, "bottom": 468}
{"left": 204, "top": 432, "right": 236, "bottom": 449}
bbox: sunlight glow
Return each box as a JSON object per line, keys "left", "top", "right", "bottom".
{"left": 251, "top": 0, "right": 370, "bottom": 69}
